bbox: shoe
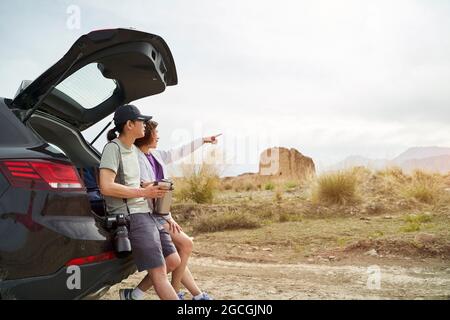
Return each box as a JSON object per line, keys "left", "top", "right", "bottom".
{"left": 119, "top": 288, "right": 135, "bottom": 300}
{"left": 192, "top": 292, "right": 213, "bottom": 300}
{"left": 177, "top": 291, "right": 186, "bottom": 300}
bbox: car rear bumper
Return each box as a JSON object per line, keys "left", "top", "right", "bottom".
{"left": 0, "top": 254, "right": 136, "bottom": 300}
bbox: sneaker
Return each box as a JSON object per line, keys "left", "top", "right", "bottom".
{"left": 119, "top": 288, "right": 135, "bottom": 300}
{"left": 192, "top": 292, "right": 213, "bottom": 300}
{"left": 177, "top": 291, "right": 186, "bottom": 300}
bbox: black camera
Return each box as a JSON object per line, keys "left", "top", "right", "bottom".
{"left": 105, "top": 214, "right": 131, "bottom": 253}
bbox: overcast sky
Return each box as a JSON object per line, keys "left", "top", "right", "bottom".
{"left": 1, "top": 0, "right": 449, "bottom": 175}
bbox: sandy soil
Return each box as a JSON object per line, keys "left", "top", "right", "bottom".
{"left": 102, "top": 256, "right": 450, "bottom": 300}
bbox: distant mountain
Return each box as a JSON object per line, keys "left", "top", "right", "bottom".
{"left": 331, "top": 147, "right": 450, "bottom": 174}
{"left": 400, "top": 154, "right": 450, "bottom": 174}
{"left": 392, "top": 147, "right": 450, "bottom": 163}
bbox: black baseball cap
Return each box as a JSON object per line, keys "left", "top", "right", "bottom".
{"left": 113, "top": 104, "right": 152, "bottom": 126}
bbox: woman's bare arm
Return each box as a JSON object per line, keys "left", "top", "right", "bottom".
{"left": 99, "top": 168, "right": 166, "bottom": 199}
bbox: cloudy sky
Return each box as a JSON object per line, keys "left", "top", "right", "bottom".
{"left": 1, "top": 0, "right": 449, "bottom": 175}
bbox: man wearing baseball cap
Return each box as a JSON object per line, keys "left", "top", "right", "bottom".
{"left": 99, "top": 104, "right": 181, "bottom": 300}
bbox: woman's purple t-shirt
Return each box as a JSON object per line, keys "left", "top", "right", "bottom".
{"left": 145, "top": 152, "right": 164, "bottom": 181}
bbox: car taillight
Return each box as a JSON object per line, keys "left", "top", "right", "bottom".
{"left": 65, "top": 251, "right": 116, "bottom": 266}
{"left": 0, "top": 159, "right": 85, "bottom": 191}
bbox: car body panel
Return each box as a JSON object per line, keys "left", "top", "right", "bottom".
{"left": 0, "top": 256, "right": 136, "bottom": 300}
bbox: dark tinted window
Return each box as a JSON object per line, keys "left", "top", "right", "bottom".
{"left": 0, "top": 99, "right": 39, "bottom": 146}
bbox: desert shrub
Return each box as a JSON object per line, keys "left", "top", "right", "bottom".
{"left": 274, "top": 190, "right": 283, "bottom": 202}
{"left": 192, "top": 211, "right": 260, "bottom": 234}
{"left": 403, "top": 171, "right": 442, "bottom": 204}
{"left": 223, "top": 183, "right": 233, "bottom": 191}
{"left": 175, "top": 164, "right": 219, "bottom": 204}
{"left": 311, "top": 170, "right": 358, "bottom": 205}
{"left": 264, "top": 182, "right": 275, "bottom": 191}
{"left": 404, "top": 213, "right": 432, "bottom": 224}
{"left": 285, "top": 181, "right": 298, "bottom": 191}
{"left": 245, "top": 182, "right": 256, "bottom": 191}
{"left": 400, "top": 213, "right": 433, "bottom": 233}
{"left": 375, "top": 167, "right": 409, "bottom": 182}
{"left": 401, "top": 222, "right": 421, "bottom": 232}
{"left": 350, "top": 166, "right": 372, "bottom": 182}
{"left": 278, "top": 212, "right": 303, "bottom": 222}
{"left": 405, "top": 183, "right": 435, "bottom": 204}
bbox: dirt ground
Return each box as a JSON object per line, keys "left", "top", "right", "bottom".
{"left": 102, "top": 255, "right": 450, "bottom": 300}
{"left": 103, "top": 175, "right": 450, "bottom": 300}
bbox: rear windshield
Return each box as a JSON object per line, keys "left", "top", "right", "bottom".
{"left": 0, "top": 99, "right": 40, "bottom": 146}
{"left": 54, "top": 63, "right": 117, "bottom": 109}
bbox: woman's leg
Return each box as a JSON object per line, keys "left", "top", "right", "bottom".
{"left": 164, "top": 224, "right": 202, "bottom": 296}
{"left": 180, "top": 267, "right": 202, "bottom": 296}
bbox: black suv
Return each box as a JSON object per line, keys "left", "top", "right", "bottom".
{"left": 0, "top": 28, "right": 177, "bottom": 299}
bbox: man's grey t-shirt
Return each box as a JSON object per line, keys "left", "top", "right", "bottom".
{"left": 99, "top": 138, "right": 149, "bottom": 215}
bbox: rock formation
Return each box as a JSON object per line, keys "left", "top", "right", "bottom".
{"left": 259, "top": 147, "right": 315, "bottom": 180}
